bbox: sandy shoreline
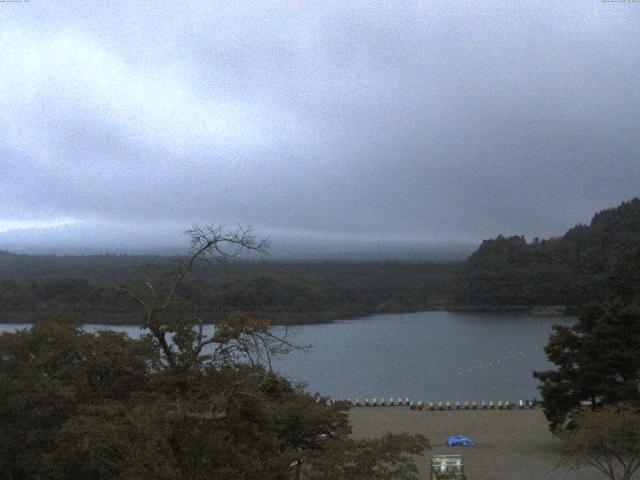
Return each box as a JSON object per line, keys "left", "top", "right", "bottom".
{"left": 349, "top": 408, "right": 600, "bottom": 480}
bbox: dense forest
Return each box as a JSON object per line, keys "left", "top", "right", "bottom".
{"left": 0, "top": 253, "right": 458, "bottom": 325}
{"left": 0, "top": 225, "right": 429, "bottom": 479}
{"left": 454, "top": 198, "right": 640, "bottom": 309}
{"left": 1, "top": 198, "right": 639, "bottom": 324}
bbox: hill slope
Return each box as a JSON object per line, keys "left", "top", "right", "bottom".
{"left": 454, "top": 198, "right": 640, "bottom": 309}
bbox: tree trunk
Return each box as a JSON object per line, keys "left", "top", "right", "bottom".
{"left": 294, "top": 458, "right": 303, "bottom": 480}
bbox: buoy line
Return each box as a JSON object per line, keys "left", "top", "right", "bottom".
{"left": 455, "top": 344, "right": 542, "bottom": 377}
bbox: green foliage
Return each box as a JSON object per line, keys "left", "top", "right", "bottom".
{"left": 560, "top": 404, "right": 640, "bottom": 480}
{"left": 0, "top": 226, "right": 429, "bottom": 479}
{"left": 306, "top": 433, "right": 430, "bottom": 480}
{"left": 534, "top": 294, "right": 640, "bottom": 432}
{"left": 456, "top": 198, "right": 640, "bottom": 308}
{"left": 0, "top": 318, "right": 158, "bottom": 479}
{"left": 0, "top": 259, "right": 458, "bottom": 325}
{"left": 0, "top": 317, "right": 428, "bottom": 479}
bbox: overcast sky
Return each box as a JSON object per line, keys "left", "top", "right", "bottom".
{"left": 2, "top": 1, "right": 639, "bottom": 246}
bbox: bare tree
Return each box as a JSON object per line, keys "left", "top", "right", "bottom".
{"left": 115, "top": 225, "right": 300, "bottom": 374}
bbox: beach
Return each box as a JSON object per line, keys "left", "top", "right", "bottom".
{"left": 349, "top": 408, "right": 601, "bottom": 480}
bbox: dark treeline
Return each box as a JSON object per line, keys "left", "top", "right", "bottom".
{"left": 454, "top": 198, "right": 640, "bottom": 309}
{"left": 0, "top": 254, "right": 459, "bottom": 324}
{"left": 2, "top": 197, "right": 639, "bottom": 323}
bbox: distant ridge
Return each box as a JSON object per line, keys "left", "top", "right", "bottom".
{"left": 0, "top": 223, "right": 476, "bottom": 262}
{"left": 0, "top": 223, "right": 185, "bottom": 255}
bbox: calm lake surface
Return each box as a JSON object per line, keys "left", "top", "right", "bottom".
{"left": 0, "top": 311, "right": 574, "bottom": 402}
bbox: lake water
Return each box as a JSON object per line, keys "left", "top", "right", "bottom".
{"left": 0, "top": 311, "right": 574, "bottom": 403}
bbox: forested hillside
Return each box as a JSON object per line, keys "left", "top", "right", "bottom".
{"left": 2, "top": 198, "right": 639, "bottom": 322}
{"left": 454, "top": 198, "right": 640, "bottom": 309}
{"left": 0, "top": 254, "right": 458, "bottom": 324}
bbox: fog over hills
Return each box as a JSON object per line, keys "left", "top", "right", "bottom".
{"left": 0, "top": 223, "right": 476, "bottom": 262}
{"left": 3, "top": 3, "right": 640, "bottom": 247}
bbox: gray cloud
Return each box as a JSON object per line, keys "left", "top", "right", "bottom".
{"left": 1, "top": 1, "right": 639, "bottom": 245}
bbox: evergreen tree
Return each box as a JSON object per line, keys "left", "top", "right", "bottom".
{"left": 534, "top": 293, "right": 640, "bottom": 431}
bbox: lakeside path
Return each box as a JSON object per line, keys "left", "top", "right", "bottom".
{"left": 349, "top": 408, "right": 600, "bottom": 480}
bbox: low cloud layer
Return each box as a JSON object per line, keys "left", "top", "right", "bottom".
{"left": 2, "top": 1, "right": 639, "bottom": 245}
